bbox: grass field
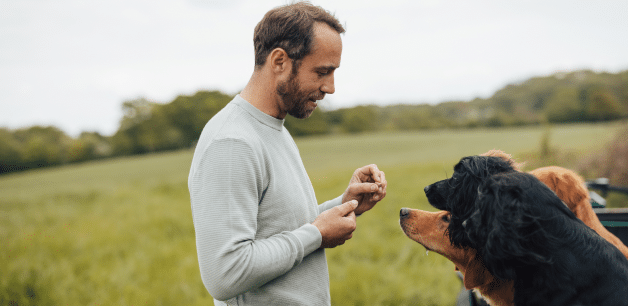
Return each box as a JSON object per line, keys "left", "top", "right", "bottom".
{"left": 0, "top": 122, "right": 622, "bottom": 305}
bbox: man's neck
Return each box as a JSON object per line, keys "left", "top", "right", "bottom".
{"left": 240, "top": 71, "right": 285, "bottom": 119}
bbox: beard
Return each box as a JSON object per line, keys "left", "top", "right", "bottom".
{"left": 276, "top": 72, "right": 320, "bottom": 119}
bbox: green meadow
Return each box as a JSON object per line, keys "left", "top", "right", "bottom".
{"left": 0, "top": 123, "right": 622, "bottom": 305}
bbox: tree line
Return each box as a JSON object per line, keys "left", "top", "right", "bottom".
{"left": 1, "top": 69, "right": 628, "bottom": 175}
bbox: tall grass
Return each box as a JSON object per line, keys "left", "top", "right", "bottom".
{"left": 0, "top": 122, "right": 621, "bottom": 305}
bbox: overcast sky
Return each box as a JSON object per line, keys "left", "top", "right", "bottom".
{"left": 2, "top": 0, "right": 628, "bottom": 136}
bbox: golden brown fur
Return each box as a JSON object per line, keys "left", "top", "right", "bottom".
{"left": 399, "top": 209, "right": 514, "bottom": 306}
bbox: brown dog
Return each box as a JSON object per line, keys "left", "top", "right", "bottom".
{"left": 399, "top": 208, "right": 515, "bottom": 306}
{"left": 400, "top": 150, "right": 628, "bottom": 306}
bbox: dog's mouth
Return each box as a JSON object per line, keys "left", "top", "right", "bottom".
{"left": 424, "top": 182, "right": 449, "bottom": 211}
{"left": 400, "top": 219, "right": 438, "bottom": 254}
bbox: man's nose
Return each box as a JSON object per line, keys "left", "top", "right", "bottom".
{"left": 321, "top": 74, "right": 335, "bottom": 94}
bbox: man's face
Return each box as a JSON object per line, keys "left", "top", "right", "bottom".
{"left": 276, "top": 67, "right": 317, "bottom": 119}
{"left": 276, "top": 22, "right": 342, "bottom": 119}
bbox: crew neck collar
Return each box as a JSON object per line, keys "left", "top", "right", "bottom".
{"left": 232, "top": 95, "right": 285, "bottom": 131}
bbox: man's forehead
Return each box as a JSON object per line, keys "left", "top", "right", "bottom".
{"left": 302, "top": 23, "right": 342, "bottom": 67}
{"left": 312, "top": 22, "right": 343, "bottom": 49}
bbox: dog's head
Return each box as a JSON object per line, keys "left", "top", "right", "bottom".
{"left": 399, "top": 207, "right": 504, "bottom": 292}
{"left": 424, "top": 155, "right": 517, "bottom": 248}
{"left": 399, "top": 208, "right": 453, "bottom": 255}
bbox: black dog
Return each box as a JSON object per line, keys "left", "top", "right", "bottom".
{"left": 425, "top": 156, "right": 628, "bottom": 305}
{"left": 425, "top": 155, "right": 518, "bottom": 248}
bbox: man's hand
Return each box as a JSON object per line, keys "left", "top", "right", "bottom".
{"left": 312, "top": 200, "right": 358, "bottom": 248}
{"left": 342, "top": 164, "right": 387, "bottom": 216}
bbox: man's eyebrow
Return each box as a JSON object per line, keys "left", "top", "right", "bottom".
{"left": 315, "top": 65, "right": 339, "bottom": 71}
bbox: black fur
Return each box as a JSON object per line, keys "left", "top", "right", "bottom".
{"left": 424, "top": 155, "right": 517, "bottom": 248}
{"left": 425, "top": 156, "right": 628, "bottom": 305}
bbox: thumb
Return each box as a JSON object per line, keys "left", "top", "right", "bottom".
{"left": 337, "top": 200, "right": 358, "bottom": 216}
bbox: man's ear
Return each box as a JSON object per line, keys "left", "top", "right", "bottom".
{"left": 268, "top": 48, "right": 292, "bottom": 75}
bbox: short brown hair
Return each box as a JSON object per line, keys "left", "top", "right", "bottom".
{"left": 253, "top": 1, "right": 344, "bottom": 68}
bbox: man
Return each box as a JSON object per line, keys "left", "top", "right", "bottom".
{"left": 188, "top": 2, "right": 387, "bottom": 305}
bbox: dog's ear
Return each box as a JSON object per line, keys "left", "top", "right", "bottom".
{"left": 461, "top": 249, "right": 493, "bottom": 290}
{"left": 465, "top": 173, "right": 557, "bottom": 280}
{"left": 463, "top": 259, "right": 490, "bottom": 290}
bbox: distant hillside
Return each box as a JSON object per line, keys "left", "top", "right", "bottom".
{"left": 2, "top": 69, "right": 628, "bottom": 174}
{"left": 294, "top": 69, "right": 628, "bottom": 134}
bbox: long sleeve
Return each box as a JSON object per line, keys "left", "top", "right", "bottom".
{"left": 318, "top": 195, "right": 343, "bottom": 214}
{"left": 189, "top": 137, "right": 322, "bottom": 301}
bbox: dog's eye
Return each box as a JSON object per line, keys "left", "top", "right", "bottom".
{"left": 442, "top": 214, "right": 451, "bottom": 223}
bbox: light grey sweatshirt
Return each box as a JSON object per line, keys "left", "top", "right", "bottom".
{"left": 188, "top": 95, "right": 342, "bottom": 305}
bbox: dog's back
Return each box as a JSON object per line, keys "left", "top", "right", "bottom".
{"left": 516, "top": 218, "right": 628, "bottom": 305}
{"left": 530, "top": 166, "right": 628, "bottom": 259}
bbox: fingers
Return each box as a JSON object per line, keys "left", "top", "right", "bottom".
{"left": 341, "top": 164, "right": 388, "bottom": 216}
{"left": 355, "top": 164, "right": 384, "bottom": 183}
{"left": 346, "top": 210, "right": 356, "bottom": 222}
{"left": 368, "top": 167, "right": 386, "bottom": 200}
{"left": 346, "top": 181, "right": 387, "bottom": 201}
{"left": 336, "top": 200, "right": 358, "bottom": 216}
{"left": 314, "top": 201, "right": 358, "bottom": 248}
{"left": 378, "top": 170, "right": 386, "bottom": 187}
{"left": 354, "top": 182, "right": 379, "bottom": 192}
{"left": 377, "top": 170, "right": 387, "bottom": 199}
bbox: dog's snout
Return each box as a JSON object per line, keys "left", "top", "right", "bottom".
{"left": 424, "top": 185, "right": 430, "bottom": 195}
{"left": 400, "top": 207, "right": 411, "bottom": 218}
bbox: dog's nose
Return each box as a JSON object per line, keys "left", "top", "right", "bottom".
{"left": 424, "top": 185, "right": 430, "bottom": 195}
{"left": 400, "top": 207, "right": 411, "bottom": 218}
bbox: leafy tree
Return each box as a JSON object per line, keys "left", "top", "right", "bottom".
{"left": 0, "top": 128, "right": 24, "bottom": 173}
{"left": 612, "top": 71, "right": 628, "bottom": 111}
{"left": 340, "top": 105, "right": 377, "bottom": 133}
{"left": 545, "top": 87, "right": 583, "bottom": 123}
{"left": 110, "top": 131, "right": 134, "bottom": 156}
{"left": 163, "top": 90, "right": 232, "bottom": 146}
{"left": 67, "top": 132, "right": 112, "bottom": 163}
{"left": 67, "top": 138, "right": 94, "bottom": 163}
{"left": 284, "top": 108, "right": 330, "bottom": 137}
{"left": 133, "top": 107, "right": 176, "bottom": 152}
{"left": 583, "top": 85, "right": 623, "bottom": 121}
{"left": 383, "top": 104, "right": 442, "bottom": 130}
{"left": 119, "top": 98, "right": 153, "bottom": 131}
{"left": 485, "top": 115, "right": 506, "bottom": 127}
{"left": 13, "top": 126, "right": 71, "bottom": 168}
